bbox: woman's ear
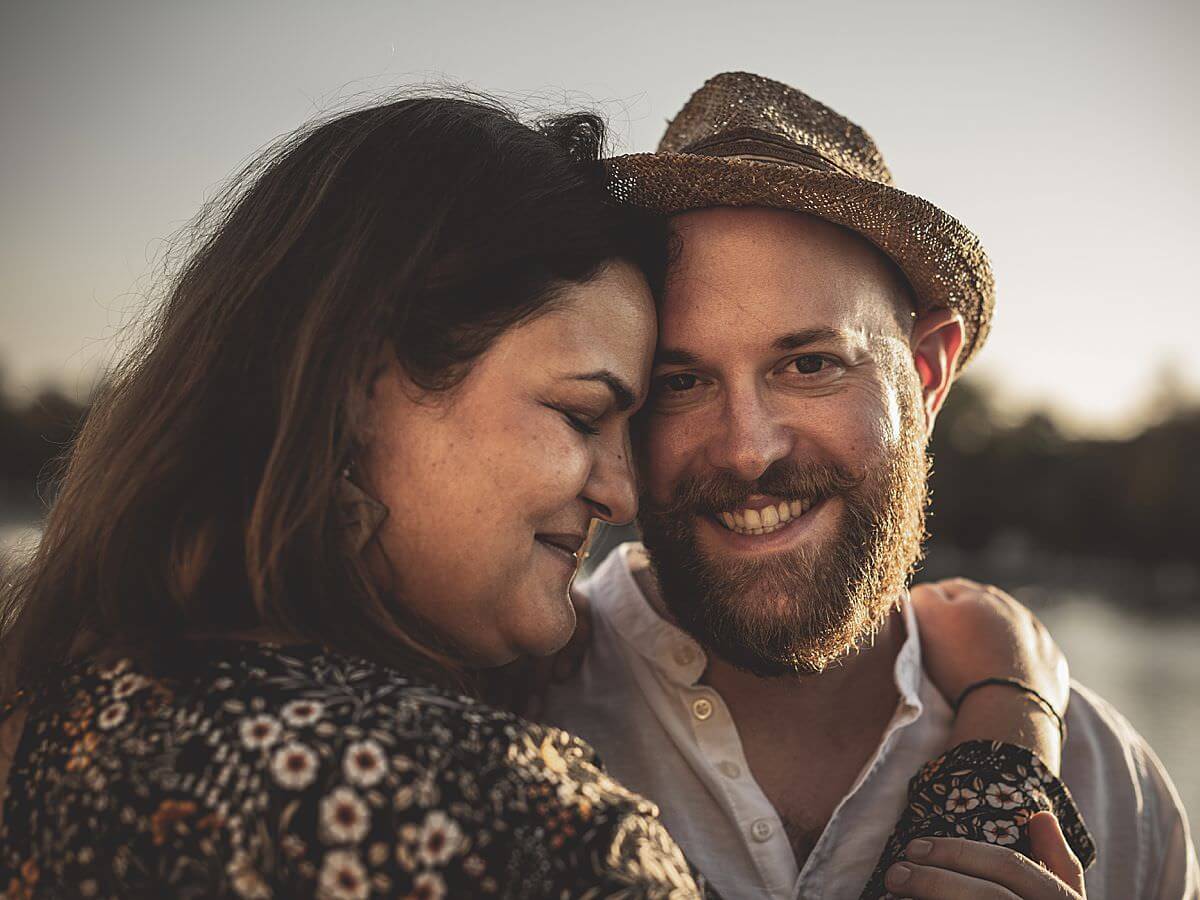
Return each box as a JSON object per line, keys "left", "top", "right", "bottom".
{"left": 911, "top": 308, "right": 964, "bottom": 436}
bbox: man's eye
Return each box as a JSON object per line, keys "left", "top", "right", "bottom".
{"left": 662, "top": 373, "right": 699, "bottom": 392}
{"left": 791, "top": 355, "right": 830, "bottom": 375}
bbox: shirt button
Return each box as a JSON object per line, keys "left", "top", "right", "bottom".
{"left": 691, "top": 697, "right": 713, "bottom": 720}
{"left": 673, "top": 645, "right": 696, "bottom": 666}
{"left": 718, "top": 761, "right": 741, "bottom": 779}
{"left": 751, "top": 818, "right": 774, "bottom": 842}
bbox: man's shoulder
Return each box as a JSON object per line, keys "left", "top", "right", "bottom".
{"left": 1063, "top": 680, "right": 1182, "bottom": 807}
{"left": 1062, "top": 680, "right": 1198, "bottom": 899}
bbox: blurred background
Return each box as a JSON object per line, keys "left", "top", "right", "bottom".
{"left": 2, "top": 1, "right": 1197, "bottom": 826}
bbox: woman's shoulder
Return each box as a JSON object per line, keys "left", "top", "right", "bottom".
{"left": 4, "top": 641, "right": 709, "bottom": 897}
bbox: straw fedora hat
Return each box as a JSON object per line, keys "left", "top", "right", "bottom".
{"left": 607, "top": 71, "right": 995, "bottom": 367}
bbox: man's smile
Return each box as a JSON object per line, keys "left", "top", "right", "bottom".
{"left": 714, "top": 494, "right": 815, "bottom": 535}
{"left": 700, "top": 495, "right": 837, "bottom": 553}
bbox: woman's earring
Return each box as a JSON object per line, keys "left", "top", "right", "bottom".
{"left": 336, "top": 464, "right": 389, "bottom": 553}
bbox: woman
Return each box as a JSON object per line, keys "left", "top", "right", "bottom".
{"left": 0, "top": 94, "right": 1090, "bottom": 898}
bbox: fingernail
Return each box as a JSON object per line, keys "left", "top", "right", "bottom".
{"left": 907, "top": 838, "right": 932, "bottom": 859}
{"left": 886, "top": 863, "right": 912, "bottom": 887}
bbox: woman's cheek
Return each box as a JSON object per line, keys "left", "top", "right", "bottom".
{"left": 542, "top": 430, "right": 592, "bottom": 499}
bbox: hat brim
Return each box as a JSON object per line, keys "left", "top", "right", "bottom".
{"left": 606, "top": 152, "right": 994, "bottom": 368}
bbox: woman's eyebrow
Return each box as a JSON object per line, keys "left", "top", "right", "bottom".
{"left": 570, "top": 371, "right": 637, "bottom": 411}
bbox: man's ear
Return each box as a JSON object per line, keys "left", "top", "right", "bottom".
{"left": 911, "top": 308, "right": 964, "bottom": 436}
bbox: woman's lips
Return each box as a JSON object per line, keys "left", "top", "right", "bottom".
{"left": 535, "top": 532, "right": 586, "bottom": 567}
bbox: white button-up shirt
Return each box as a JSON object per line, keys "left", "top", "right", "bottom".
{"left": 543, "top": 542, "right": 1199, "bottom": 900}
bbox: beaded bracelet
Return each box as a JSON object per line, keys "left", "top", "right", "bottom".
{"left": 952, "top": 677, "right": 1067, "bottom": 744}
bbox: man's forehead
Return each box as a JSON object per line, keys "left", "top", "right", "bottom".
{"left": 660, "top": 207, "right": 913, "bottom": 351}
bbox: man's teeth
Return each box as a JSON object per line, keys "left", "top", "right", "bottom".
{"left": 718, "top": 499, "right": 810, "bottom": 535}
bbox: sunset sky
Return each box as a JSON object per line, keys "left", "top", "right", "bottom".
{"left": 2, "top": 0, "right": 1196, "bottom": 436}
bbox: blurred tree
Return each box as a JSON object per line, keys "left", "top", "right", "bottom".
{"left": 928, "top": 377, "right": 1199, "bottom": 569}
{"left": 1, "top": 361, "right": 1196, "bottom": 587}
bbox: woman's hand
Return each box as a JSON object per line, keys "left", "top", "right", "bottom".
{"left": 912, "top": 578, "right": 1069, "bottom": 714}
{"left": 885, "top": 811, "right": 1086, "bottom": 898}
{"left": 911, "top": 578, "right": 1069, "bottom": 771}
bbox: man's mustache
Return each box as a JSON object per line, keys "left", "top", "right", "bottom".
{"left": 645, "top": 460, "right": 864, "bottom": 519}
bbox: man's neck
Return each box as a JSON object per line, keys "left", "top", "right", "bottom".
{"left": 633, "top": 561, "right": 905, "bottom": 729}
{"left": 633, "top": 561, "right": 907, "bottom": 868}
{"left": 702, "top": 610, "right": 905, "bottom": 736}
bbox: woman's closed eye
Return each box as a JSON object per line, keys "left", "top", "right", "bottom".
{"left": 545, "top": 403, "right": 602, "bottom": 436}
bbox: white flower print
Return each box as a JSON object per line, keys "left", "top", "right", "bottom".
{"left": 409, "top": 870, "right": 447, "bottom": 900}
{"left": 281, "top": 833, "right": 307, "bottom": 859}
{"left": 111, "top": 672, "right": 149, "bottom": 700}
{"left": 12, "top": 642, "right": 1089, "bottom": 900}
{"left": 983, "top": 818, "right": 1020, "bottom": 845}
{"left": 944, "top": 786, "right": 980, "bottom": 814}
{"left": 239, "top": 714, "right": 282, "bottom": 751}
{"left": 227, "top": 851, "right": 272, "bottom": 899}
{"left": 985, "top": 781, "right": 1024, "bottom": 809}
{"left": 320, "top": 786, "right": 371, "bottom": 845}
{"left": 394, "top": 784, "right": 415, "bottom": 811}
{"left": 395, "top": 823, "right": 421, "bottom": 871}
{"left": 270, "top": 741, "right": 319, "bottom": 790}
{"left": 317, "top": 849, "right": 370, "bottom": 900}
{"left": 98, "top": 702, "right": 128, "bottom": 731}
{"left": 282, "top": 699, "right": 324, "bottom": 727}
{"left": 343, "top": 739, "right": 387, "bottom": 788}
{"left": 462, "top": 854, "right": 486, "bottom": 878}
{"left": 417, "top": 810, "right": 464, "bottom": 867}
{"left": 97, "top": 658, "right": 130, "bottom": 680}
{"left": 556, "top": 779, "right": 580, "bottom": 805}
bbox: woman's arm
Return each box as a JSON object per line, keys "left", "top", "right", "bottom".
{"left": 856, "top": 579, "right": 1095, "bottom": 899}
{"left": 914, "top": 578, "right": 1069, "bottom": 773}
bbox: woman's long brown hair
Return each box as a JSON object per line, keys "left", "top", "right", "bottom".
{"left": 0, "top": 93, "right": 667, "bottom": 696}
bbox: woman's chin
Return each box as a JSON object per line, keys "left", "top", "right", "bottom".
{"left": 511, "top": 586, "right": 578, "bottom": 659}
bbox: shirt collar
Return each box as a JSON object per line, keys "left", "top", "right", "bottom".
{"left": 585, "top": 541, "right": 925, "bottom": 713}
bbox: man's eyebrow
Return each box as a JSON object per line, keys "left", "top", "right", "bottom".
{"left": 771, "top": 327, "right": 848, "bottom": 352}
{"left": 654, "top": 329, "right": 848, "bottom": 366}
{"left": 653, "top": 348, "right": 702, "bottom": 367}
{"left": 570, "top": 371, "right": 637, "bottom": 411}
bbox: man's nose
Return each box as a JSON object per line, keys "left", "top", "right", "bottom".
{"left": 706, "top": 390, "right": 797, "bottom": 482}
{"left": 582, "top": 433, "right": 639, "bottom": 526}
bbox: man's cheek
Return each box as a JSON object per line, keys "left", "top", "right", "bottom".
{"left": 636, "top": 431, "right": 686, "bottom": 501}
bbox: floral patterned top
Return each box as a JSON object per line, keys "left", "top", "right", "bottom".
{"left": 0, "top": 641, "right": 1093, "bottom": 899}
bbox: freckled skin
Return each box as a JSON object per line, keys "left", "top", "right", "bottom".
{"left": 640, "top": 207, "right": 921, "bottom": 559}
{"left": 634, "top": 208, "right": 965, "bottom": 865}
{"left": 361, "top": 262, "right": 656, "bottom": 667}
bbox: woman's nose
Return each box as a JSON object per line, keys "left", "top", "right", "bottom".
{"left": 582, "top": 433, "right": 639, "bottom": 526}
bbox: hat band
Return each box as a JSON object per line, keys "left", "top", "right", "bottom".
{"left": 680, "top": 127, "right": 860, "bottom": 178}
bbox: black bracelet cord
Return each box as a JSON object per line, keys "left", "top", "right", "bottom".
{"left": 952, "top": 677, "right": 1067, "bottom": 744}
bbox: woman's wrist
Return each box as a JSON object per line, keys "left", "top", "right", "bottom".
{"left": 948, "top": 683, "right": 1063, "bottom": 774}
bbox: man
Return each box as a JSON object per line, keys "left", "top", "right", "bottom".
{"left": 543, "top": 72, "right": 1197, "bottom": 899}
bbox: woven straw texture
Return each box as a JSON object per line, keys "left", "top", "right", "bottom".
{"left": 607, "top": 72, "right": 995, "bottom": 367}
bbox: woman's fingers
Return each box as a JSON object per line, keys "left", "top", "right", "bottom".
{"left": 886, "top": 860, "right": 1019, "bottom": 899}
{"left": 887, "top": 836, "right": 1083, "bottom": 899}
{"left": 1029, "top": 811, "right": 1086, "bottom": 894}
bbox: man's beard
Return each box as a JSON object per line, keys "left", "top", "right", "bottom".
{"left": 638, "top": 393, "right": 929, "bottom": 678}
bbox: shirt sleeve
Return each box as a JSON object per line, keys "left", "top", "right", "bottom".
{"left": 857, "top": 739, "right": 1097, "bottom": 900}
{"left": 1152, "top": 810, "right": 1200, "bottom": 900}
